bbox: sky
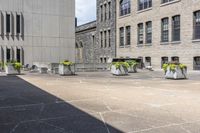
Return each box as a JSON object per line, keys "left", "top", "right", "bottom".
{"left": 76, "top": 0, "right": 96, "bottom": 26}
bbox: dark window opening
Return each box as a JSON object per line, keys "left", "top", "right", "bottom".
{"left": 161, "top": 18, "right": 169, "bottom": 42}
{"left": 138, "top": 23, "right": 144, "bottom": 44}
{"left": 193, "top": 11, "right": 200, "bottom": 40}
{"left": 138, "top": 0, "right": 152, "bottom": 11}
{"left": 145, "top": 57, "right": 151, "bottom": 66}
{"left": 120, "top": 0, "right": 131, "bottom": 16}
{"left": 6, "top": 49, "right": 11, "bottom": 62}
{"left": 194, "top": 56, "right": 200, "bottom": 70}
{"left": 126, "top": 26, "right": 131, "bottom": 46}
{"left": 146, "top": 21, "right": 152, "bottom": 44}
{"left": 120, "top": 27, "right": 124, "bottom": 46}
{"left": 171, "top": 56, "right": 179, "bottom": 63}
{"left": 17, "top": 15, "right": 21, "bottom": 34}
{"left": 172, "top": 15, "right": 180, "bottom": 41}
{"left": 161, "top": 57, "right": 168, "bottom": 68}
{"left": 17, "top": 49, "right": 21, "bottom": 62}
{"left": 6, "top": 14, "right": 10, "bottom": 33}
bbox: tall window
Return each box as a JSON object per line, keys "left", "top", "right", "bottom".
{"left": 104, "top": 31, "right": 107, "bottom": 47}
{"left": 100, "top": 5, "right": 103, "bottom": 22}
{"left": 146, "top": 21, "right": 152, "bottom": 44}
{"left": 138, "top": 0, "right": 152, "bottom": 11}
{"left": 194, "top": 11, "right": 200, "bottom": 40}
{"left": 126, "top": 26, "right": 131, "bottom": 46}
{"left": 108, "top": 30, "right": 111, "bottom": 47}
{"left": 161, "top": 18, "right": 169, "bottom": 42}
{"left": 172, "top": 15, "right": 180, "bottom": 41}
{"left": 120, "top": 27, "right": 124, "bottom": 46}
{"left": 161, "top": 0, "right": 174, "bottom": 4}
{"left": 6, "top": 14, "right": 11, "bottom": 33}
{"left": 120, "top": 0, "right": 131, "bottom": 16}
{"left": 138, "top": 23, "right": 144, "bottom": 44}
{"left": 16, "top": 14, "right": 21, "bottom": 34}
{"left": 194, "top": 56, "right": 200, "bottom": 70}
{"left": 100, "top": 32, "right": 103, "bottom": 48}
{"left": 104, "top": 4, "right": 107, "bottom": 21}
{"left": 108, "top": 2, "right": 111, "bottom": 19}
{"left": 6, "top": 48, "right": 11, "bottom": 62}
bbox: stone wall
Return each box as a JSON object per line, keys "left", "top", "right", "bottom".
{"left": 116, "top": 0, "right": 200, "bottom": 70}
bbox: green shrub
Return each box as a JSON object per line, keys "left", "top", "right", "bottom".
{"left": 125, "top": 60, "right": 138, "bottom": 67}
{"left": 112, "top": 62, "right": 130, "bottom": 70}
{"left": 60, "top": 60, "right": 74, "bottom": 66}
{"left": 6, "top": 61, "right": 22, "bottom": 72}
{"left": 162, "top": 63, "right": 187, "bottom": 73}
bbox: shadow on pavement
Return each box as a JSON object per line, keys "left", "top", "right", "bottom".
{"left": 0, "top": 76, "right": 122, "bottom": 133}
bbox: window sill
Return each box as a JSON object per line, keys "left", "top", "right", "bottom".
{"left": 119, "top": 14, "right": 131, "bottom": 19}
{"left": 160, "top": 0, "right": 181, "bottom": 7}
{"left": 137, "top": 44, "right": 143, "bottom": 47}
{"left": 171, "top": 41, "right": 181, "bottom": 44}
{"left": 145, "top": 43, "right": 152, "bottom": 46}
{"left": 119, "top": 46, "right": 125, "bottom": 48}
{"left": 192, "top": 39, "right": 200, "bottom": 43}
{"left": 160, "top": 42, "right": 169, "bottom": 45}
{"left": 137, "top": 8, "right": 153, "bottom": 14}
{"left": 125, "top": 45, "right": 131, "bottom": 48}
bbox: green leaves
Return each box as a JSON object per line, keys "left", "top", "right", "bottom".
{"left": 112, "top": 62, "right": 130, "bottom": 70}
{"left": 60, "top": 60, "right": 74, "bottom": 66}
{"left": 5, "top": 61, "right": 22, "bottom": 71}
{"left": 126, "top": 60, "right": 138, "bottom": 67}
{"left": 162, "top": 63, "right": 187, "bottom": 72}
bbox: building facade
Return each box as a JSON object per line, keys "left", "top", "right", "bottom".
{"left": 96, "top": 0, "right": 116, "bottom": 64}
{"left": 0, "top": 0, "right": 75, "bottom": 66}
{"left": 116, "top": 0, "right": 200, "bottom": 70}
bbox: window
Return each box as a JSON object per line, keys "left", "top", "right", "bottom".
{"left": 146, "top": 21, "right": 152, "bottom": 44}
{"left": 100, "top": 32, "right": 103, "bottom": 48}
{"left": 138, "top": 23, "right": 144, "bottom": 44}
{"left": 108, "top": 2, "right": 111, "bottom": 19}
{"left": 6, "top": 14, "right": 11, "bottom": 33}
{"left": 100, "top": 58, "right": 103, "bottom": 63}
{"left": 108, "top": 30, "right": 111, "bottom": 47}
{"left": 171, "top": 56, "right": 179, "bottom": 63}
{"left": 120, "top": 27, "right": 124, "bottom": 46}
{"left": 145, "top": 57, "right": 151, "bottom": 66}
{"left": 161, "top": 18, "right": 169, "bottom": 42}
{"left": 193, "top": 11, "right": 200, "bottom": 40}
{"left": 17, "top": 49, "right": 21, "bottom": 62}
{"left": 138, "top": 0, "right": 152, "bottom": 11}
{"left": 104, "top": 4, "right": 107, "bottom": 21}
{"left": 161, "top": 0, "right": 174, "bottom": 4}
{"left": 6, "top": 48, "right": 11, "bottom": 62}
{"left": 100, "top": 5, "right": 103, "bottom": 22}
{"left": 120, "top": 0, "right": 131, "bottom": 16}
{"left": 104, "top": 31, "right": 107, "bottom": 47}
{"left": 16, "top": 14, "right": 21, "bottom": 34}
{"left": 126, "top": 26, "right": 131, "bottom": 46}
{"left": 194, "top": 57, "right": 200, "bottom": 70}
{"left": 172, "top": 15, "right": 180, "bottom": 41}
{"left": 161, "top": 57, "right": 168, "bottom": 68}
{"left": 104, "top": 58, "right": 107, "bottom": 63}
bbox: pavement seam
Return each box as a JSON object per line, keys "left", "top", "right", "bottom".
{"left": 99, "top": 112, "right": 111, "bottom": 133}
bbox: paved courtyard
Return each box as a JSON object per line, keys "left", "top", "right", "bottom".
{"left": 0, "top": 70, "right": 200, "bottom": 133}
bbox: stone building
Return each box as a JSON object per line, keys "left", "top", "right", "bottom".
{"left": 0, "top": 0, "right": 75, "bottom": 66}
{"left": 116, "top": 0, "right": 200, "bottom": 70}
{"left": 75, "top": 0, "right": 116, "bottom": 71}
{"left": 75, "top": 21, "right": 97, "bottom": 71}
{"left": 96, "top": 0, "right": 116, "bottom": 64}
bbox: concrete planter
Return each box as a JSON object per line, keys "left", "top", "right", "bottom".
{"left": 5, "top": 64, "right": 20, "bottom": 75}
{"left": 128, "top": 66, "right": 137, "bottom": 73}
{"left": 165, "top": 66, "right": 187, "bottom": 79}
{"left": 111, "top": 65, "right": 128, "bottom": 76}
{"left": 59, "top": 64, "right": 75, "bottom": 76}
{"left": 39, "top": 67, "right": 48, "bottom": 74}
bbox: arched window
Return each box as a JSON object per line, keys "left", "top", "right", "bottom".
{"left": 120, "top": 0, "right": 131, "bottom": 16}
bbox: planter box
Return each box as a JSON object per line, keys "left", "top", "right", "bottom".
{"left": 111, "top": 65, "right": 128, "bottom": 76}
{"left": 128, "top": 66, "right": 137, "bottom": 73}
{"left": 165, "top": 67, "right": 187, "bottom": 79}
{"left": 39, "top": 67, "right": 48, "bottom": 74}
{"left": 5, "top": 64, "right": 20, "bottom": 75}
{"left": 59, "top": 64, "right": 75, "bottom": 76}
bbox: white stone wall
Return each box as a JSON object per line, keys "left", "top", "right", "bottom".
{"left": 0, "top": 0, "right": 75, "bottom": 65}
{"left": 116, "top": 0, "right": 200, "bottom": 70}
